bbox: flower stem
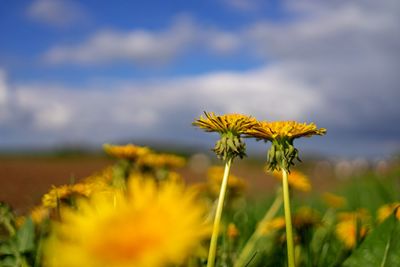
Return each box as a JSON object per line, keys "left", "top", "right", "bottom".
{"left": 234, "top": 189, "right": 283, "bottom": 267}
{"left": 207, "top": 158, "right": 232, "bottom": 267}
{"left": 282, "top": 168, "right": 296, "bottom": 267}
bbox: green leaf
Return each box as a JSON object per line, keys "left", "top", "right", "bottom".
{"left": 0, "top": 255, "right": 17, "bottom": 267}
{"left": 343, "top": 214, "right": 400, "bottom": 267}
{"left": 0, "top": 242, "right": 13, "bottom": 255}
{"left": 16, "top": 218, "right": 35, "bottom": 253}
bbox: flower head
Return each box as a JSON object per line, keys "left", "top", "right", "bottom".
{"left": 193, "top": 112, "right": 257, "bottom": 161}
{"left": 207, "top": 166, "right": 247, "bottom": 197}
{"left": 103, "top": 144, "right": 151, "bottom": 161}
{"left": 193, "top": 112, "right": 256, "bottom": 134}
{"left": 322, "top": 192, "right": 347, "bottom": 209}
{"left": 43, "top": 178, "right": 209, "bottom": 267}
{"left": 377, "top": 203, "right": 400, "bottom": 223}
{"left": 137, "top": 153, "right": 186, "bottom": 170}
{"left": 272, "top": 169, "right": 311, "bottom": 192}
{"left": 260, "top": 217, "right": 286, "bottom": 236}
{"left": 336, "top": 209, "right": 370, "bottom": 249}
{"left": 227, "top": 223, "right": 239, "bottom": 239}
{"left": 248, "top": 121, "right": 326, "bottom": 141}
{"left": 247, "top": 121, "right": 326, "bottom": 171}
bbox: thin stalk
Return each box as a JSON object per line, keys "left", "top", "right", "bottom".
{"left": 207, "top": 158, "right": 233, "bottom": 267}
{"left": 234, "top": 189, "right": 283, "bottom": 267}
{"left": 282, "top": 168, "right": 296, "bottom": 267}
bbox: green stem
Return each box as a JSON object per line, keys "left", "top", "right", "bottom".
{"left": 207, "top": 158, "right": 233, "bottom": 267}
{"left": 282, "top": 168, "right": 296, "bottom": 267}
{"left": 234, "top": 189, "right": 283, "bottom": 267}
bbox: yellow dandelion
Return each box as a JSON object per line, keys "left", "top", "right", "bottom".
{"left": 43, "top": 178, "right": 210, "bottom": 267}
{"left": 336, "top": 209, "right": 370, "bottom": 249}
{"left": 83, "top": 166, "right": 114, "bottom": 184}
{"left": 42, "top": 185, "right": 71, "bottom": 208}
{"left": 272, "top": 169, "right": 311, "bottom": 192}
{"left": 293, "top": 207, "right": 321, "bottom": 229}
{"left": 30, "top": 205, "right": 50, "bottom": 224}
{"left": 207, "top": 166, "right": 247, "bottom": 197}
{"left": 336, "top": 219, "right": 368, "bottom": 249}
{"left": 377, "top": 202, "right": 400, "bottom": 223}
{"left": 103, "top": 144, "right": 151, "bottom": 160}
{"left": 227, "top": 223, "right": 239, "bottom": 239}
{"left": 247, "top": 121, "right": 326, "bottom": 171}
{"left": 248, "top": 121, "right": 326, "bottom": 141}
{"left": 193, "top": 112, "right": 257, "bottom": 160}
{"left": 260, "top": 217, "right": 286, "bottom": 235}
{"left": 193, "top": 112, "right": 256, "bottom": 134}
{"left": 322, "top": 192, "right": 347, "bottom": 209}
{"left": 42, "top": 182, "right": 110, "bottom": 209}
{"left": 137, "top": 153, "right": 186, "bottom": 169}
{"left": 15, "top": 216, "right": 26, "bottom": 228}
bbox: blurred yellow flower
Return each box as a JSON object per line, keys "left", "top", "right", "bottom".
{"left": 336, "top": 209, "right": 370, "bottom": 249}
{"left": 272, "top": 170, "right": 311, "bottom": 192}
{"left": 293, "top": 207, "right": 321, "bottom": 229}
{"left": 193, "top": 112, "right": 256, "bottom": 134}
{"left": 44, "top": 178, "right": 209, "bottom": 267}
{"left": 247, "top": 121, "right": 326, "bottom": 141}
{"left": 322, "top": 192, "right": 347, "bottom": 209}
{"left": 227, "top": 223, "right": 239, "bottom": 239}
{"left": 336, "top": 220, "right": 368, "bottom": 249}
{"left": 260, "top": 217, "right": 286, "bottom": 235}
{"left": 42, "top": 181, "right": 110, "bottom": 209}
{"left": 377, "top": 202, "right": 400, "bottom": 223}
{"left": 207, "top": 166, "right": 247, "bottom": 197}
{"left": 137, "top": 153, "right": 186, "bottom": 169}
{"left": 103, "top": 144, "right": 151, "bottom": 160}
{"left": 30, "top": 205, "right": 50, "bottom": 224}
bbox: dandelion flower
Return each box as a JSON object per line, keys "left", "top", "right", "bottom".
{"left": 272, "top": 169, "right": 311, "bottom": 192}
{"left": 293, "top": 207, "right": 320, "bottom": 229}
{"left": 260, "top": 217, "right": 286, "bottom": 235}
{"left": 207, "top": 166, "right": 247, "bottom": 197}
{"left": 193, "top": 112, "right": 257, "bottom": 160}
{"left": 103, "top": 144, "right": 151, "bottom": 161}
{"left": 377, "top": 202, "right": 400, "bottom": 223}
{"left": 43, "top": 178, "right": 209, "bottom": 267}
{"left": 227, "top": 223, "right": 239, "bottom": 239}
{"left": 247, "top": 121, "right": 326, "bottom": 171}
{"left": 322, "top": 192, "right": 347, "bottom": 209}
{"left": 336, "top": 210, "right": 370, "bottom": 249}
{"left": 30, "top": 205, "right": 50, "bottom": 224}
{"left": 137, "top": 153, "right": 186, "bottom": 170}
{"left": 42, "top": 181, "right": 110, "bottom": 209}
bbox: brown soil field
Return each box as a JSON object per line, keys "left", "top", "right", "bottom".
{"left": 0, "top": 156, "right": 338, "bottom": 214}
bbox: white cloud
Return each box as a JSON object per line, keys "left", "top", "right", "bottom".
{"left": 27, "top": 0, "right": 87, "bottom": 27}
{"left": 4, "top": 0, "right": 400, "bottom": 155}
{"left": 43, "top": 16, "right": 241, "bottom": 65}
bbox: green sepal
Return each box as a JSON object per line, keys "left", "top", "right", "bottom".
{"left": 266, "top": 138, "right": 301, "bottom": 172}
{"left": 213, "top": 132, "right": 246, "bottom": 161}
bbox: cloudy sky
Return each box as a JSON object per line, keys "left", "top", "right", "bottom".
{"left": 0, "top": 0, "right": 399, "bottom": 157}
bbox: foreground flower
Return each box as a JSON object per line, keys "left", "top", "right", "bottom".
{"left": 44, "top": 178, "right": 209, "bottom": 267}
{"left": 193, "top": 111, "right": 256, "bottom": 160}
{"left": 272, "top": 169, "right": 311, "bottom": 192}
{"left": 103, "top": 144, "right": 151, "bottom": 161}
{"left": 377, "top": 202, "right": 400, "bottom": 223}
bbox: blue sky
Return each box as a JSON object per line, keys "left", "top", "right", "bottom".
{"left": 0, "top": 0, "right": 399, "bottom": 157}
